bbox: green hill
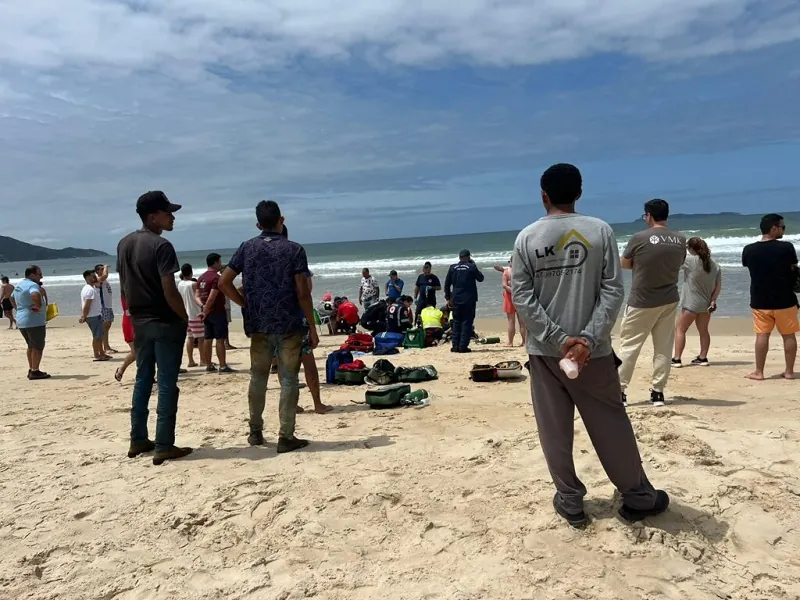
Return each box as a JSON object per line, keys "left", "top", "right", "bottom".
{"left": 0, "top": 236, "right": 109, "bottom": 262}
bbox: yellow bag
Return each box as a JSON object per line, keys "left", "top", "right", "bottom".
{"left": 45, "top": 303, "right": 59, "bottom": 322}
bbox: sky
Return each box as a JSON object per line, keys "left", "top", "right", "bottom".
{"left": 1, "top": 0, "right": 799, "bottom": 252}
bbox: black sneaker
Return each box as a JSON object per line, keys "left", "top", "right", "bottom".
{"left": 277, "top": 437, "right": 309, "bottom": 454}
{"left": 247, "top": 431, "right": 265, "bottom": 446}
{"left": 553, "top": 494, "right": 589, "bottom": 528}
{"left": 650, "top": 390, "right": 665, "bottom": 408}
{"left": 691, "top": 356, "right": 709, "bottom": 367}
{"left": 459, "top": 348, "right": 472, "bottom": 354}
{"left": 29, "top": 370, "right": 51, "bottom": 380}
{"left": 127, "top": 439, "right": 156, "bottom": 458}
{"left": 152, "top": 446, "right": 193, "bottom": 465}
{"left": 618, "top": 490, "right": 670, "bottom": 523}
{"left": 671, "top": 358, "right": 682, "bottom": 368}
{"left": 205, "top": 364, "right": 218, "bottom": 373}
{"left": 218, "top": 366, "right": 236, "bottom": 373}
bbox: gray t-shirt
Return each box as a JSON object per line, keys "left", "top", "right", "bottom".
{"left": 681, "top": 254, "right": 721, "bottom": 314}
{"left": 512, "top": 214, "right": 624, "bottom": 358}
{"left": 624, "top": 227, "right": 686, "bottom": 309}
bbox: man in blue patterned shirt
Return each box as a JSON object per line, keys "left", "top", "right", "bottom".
{"left": 219, "top": 200, "right": 318, "bottom": 453}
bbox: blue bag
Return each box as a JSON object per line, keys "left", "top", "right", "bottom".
{"left": 325, "top": 350, "right": 354, "bottom": 384}
{"left": 374, "top": 332, "right": 404, "bottom": 351}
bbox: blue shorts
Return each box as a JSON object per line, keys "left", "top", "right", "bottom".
{"left": 86, "top": 315, "right": 104, "bottom": 340}
{"left": 204, "top": 313, "right": 229, "bottom": 340}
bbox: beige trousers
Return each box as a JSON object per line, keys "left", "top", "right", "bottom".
{"left": 618, "top": 302, "right": 679, "bottom": 393}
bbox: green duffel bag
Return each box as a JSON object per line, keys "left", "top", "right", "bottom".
{"left": 334, "top": 368, "right": 369, "bottom": 385}
{"left": 396, "top": 365, "right": 438, "bottom": 383}
{"left": 364, "top": 384, "right": 412, "bottom": 409}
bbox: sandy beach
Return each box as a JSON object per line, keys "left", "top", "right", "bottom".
{"left": 2, "top": 316, "right": 800, "bottom": 600}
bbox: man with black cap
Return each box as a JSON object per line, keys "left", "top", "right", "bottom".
{"left": 444, "top": 249, "right": 484, "bottom": 353}
{"left": 117, "top": 191, "right": 192, "bottom": 466}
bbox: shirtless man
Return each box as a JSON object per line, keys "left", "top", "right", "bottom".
{"left": 494, "top": 258, "right": 526, "bottom": 346}
{"left": 1, "top": 277, "right": 16, "bottom": 329}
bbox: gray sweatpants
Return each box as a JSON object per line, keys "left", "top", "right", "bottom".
{"left": 528, "top": 354, "right": 657, "bottom": 515}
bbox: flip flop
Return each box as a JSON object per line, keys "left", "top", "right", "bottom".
{"left": 115, "top": 367, "right": 123, "bottom": 382}
{"left": 94, "top": 356, "right": 111, "bottom": 362}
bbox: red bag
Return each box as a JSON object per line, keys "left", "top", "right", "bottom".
{"left": 338, "top": 360, "right": 367, "bottom": 371}
{"left": 340, "top": 333, "right": 375, "bottom": 353}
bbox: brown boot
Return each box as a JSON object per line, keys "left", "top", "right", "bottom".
{"left": 152, "top": 446, "right": 193, "bottom": 466}
{"left": 127, "top": 439, "right": 155, "bottom": 458}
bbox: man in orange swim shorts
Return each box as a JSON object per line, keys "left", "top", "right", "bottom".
{"left": 742, "top": 213, "right": 799, "bottom": 380}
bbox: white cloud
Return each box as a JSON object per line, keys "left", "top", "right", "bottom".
{"left": 0, "top": 0, "right": 799, "bottom": 72}
{"left": 0, "top": 1, "right": 799, "bottom": 250}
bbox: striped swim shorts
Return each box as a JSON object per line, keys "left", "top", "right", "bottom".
{"left": 187, "top": 318, "right": 205, "bottom": 339}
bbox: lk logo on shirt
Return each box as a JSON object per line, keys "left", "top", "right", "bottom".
{"left": 534, "top": 229, "right": 593, "bottom": 276}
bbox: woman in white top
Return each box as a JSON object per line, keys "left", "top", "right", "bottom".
{"left": 178, "top": 264, "right": 203, "bottom": 367}
{"left": 672, "top": 237, "right": 722, "bottom": 367}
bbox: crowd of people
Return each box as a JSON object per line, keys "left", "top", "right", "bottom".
{"left": 4, "top": 167, "right": 798, "bottom": 528}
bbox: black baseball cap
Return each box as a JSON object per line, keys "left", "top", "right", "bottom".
{"left": 459, "top": 249, "right": 471, "bottom": 258}
{"left": 136, "top": 191, "right": 181, "bottom": 215}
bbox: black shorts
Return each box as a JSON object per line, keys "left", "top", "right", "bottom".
{"left": 204, "top": 313, "right": 229, "bottom": 340}
{"left": 1, "top": 298, "right": 12, "bottom": 312}
{"left": 20, "top": 326, "right": 46, "bottom": 350}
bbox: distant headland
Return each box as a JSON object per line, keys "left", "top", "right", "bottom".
{"left": 0, "top": 235, "right": 109, "bottom": 263}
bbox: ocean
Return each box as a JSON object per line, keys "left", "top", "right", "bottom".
{"left": 1, "top": 227, "right": 798, "bottom": 319}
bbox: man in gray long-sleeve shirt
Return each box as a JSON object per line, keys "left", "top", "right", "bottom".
{"left": 512, "top": 163, "right": 668, "bottom": 527}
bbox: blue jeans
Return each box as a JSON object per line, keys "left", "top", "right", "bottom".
{"left": 248, "top": 332, "right": 303, "bottom": 439}
{"left": 130, "top": 321, "right": 187, "bottom": 451}
{"left": 451, "top": 303, "right": 477, "bottom": 351}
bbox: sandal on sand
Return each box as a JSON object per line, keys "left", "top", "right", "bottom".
{"left": 115, "top": 367, "right": 123, "bottom": 382}
{"left": 94, "top": 356, "right": 111, "bottom": 362}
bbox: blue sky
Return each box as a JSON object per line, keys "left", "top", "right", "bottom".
{"left": 1, "top": 0, "right": 799, "bottom": 252}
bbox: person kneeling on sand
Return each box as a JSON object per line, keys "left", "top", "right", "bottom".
{"left": 512, "top": 163, "right": 669, "bottom": 528}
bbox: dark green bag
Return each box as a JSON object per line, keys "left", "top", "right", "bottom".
{"left": 334, "top": 368, "right": 369, "bottom": 385}
{"left": 366, "top": 359, "right": 398, "bottom": 386}
{"left": 403, "top": 328, "right": 425, "bottom": 349}
{"left": 396, "top": 365, "right": 438, "bottom": 383}
{"left": 364, "top": 384, "right": 412, "bottom": 409}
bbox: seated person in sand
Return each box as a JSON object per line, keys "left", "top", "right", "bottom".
{"left": 420, "top": 290, "right": 447, "bottom": 346}
{"left": 317, "top": 293, "right": 336, "bottom": 335}
{"left": 335, "top": 297, "right": 360, "bottom": 334}
{"left": 386, "top": 295, "right": 414, "bottom": 334}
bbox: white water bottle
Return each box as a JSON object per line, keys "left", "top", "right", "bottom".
{"left": 559, "top": 358, "right": 579, "bottom": 379}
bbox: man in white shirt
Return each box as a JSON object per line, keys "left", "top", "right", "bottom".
{"left": 359, "top": 268, "right": 379, "bottom": 309}
{"left": 178, "top": 263, "right": 203, "bottom": 367}
{"left": 79, "top": 269, "right": 109, "bottom": 361}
